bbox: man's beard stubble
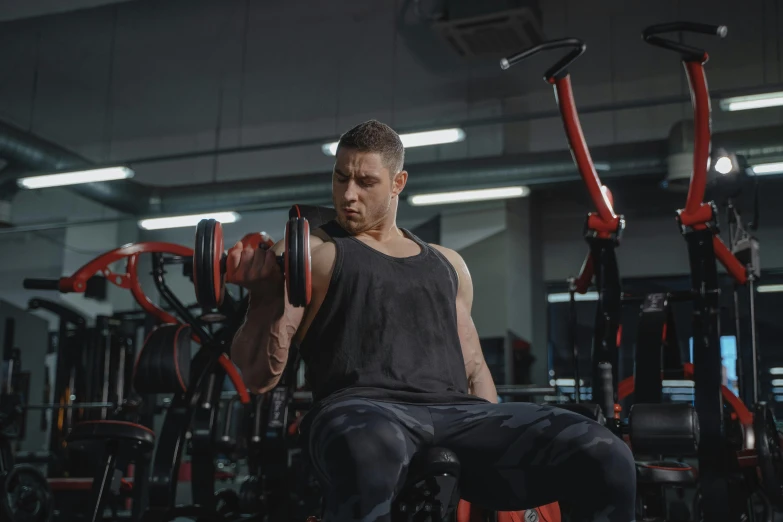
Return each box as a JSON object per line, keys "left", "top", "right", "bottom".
{"left": 336, "top": 197, "right": 392, "bottom": 235}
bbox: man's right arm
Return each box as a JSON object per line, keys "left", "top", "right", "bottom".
{"left": 230, "top": 290, "right": 304, "bottom": 394}
{"left": 228, "top": 235, "right": 323, "bottom": 393}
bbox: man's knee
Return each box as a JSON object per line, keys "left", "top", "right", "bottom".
{"left": 308, "top": 403, "right": 412, "bottom": 489}
{"left": 573, "top": 420, "right": 636, "bottom": 492}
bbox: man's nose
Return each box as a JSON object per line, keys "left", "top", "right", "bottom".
{"left": 343, "top": 180, "right": 358, "bottom": 201}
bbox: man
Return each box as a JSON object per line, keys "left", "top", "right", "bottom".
{"left": 229, "top": 120, "right": 636, "bottom": 522}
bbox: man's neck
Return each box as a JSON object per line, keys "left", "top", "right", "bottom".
{"left": 357, "top": 221, "right": 403, "bottom": 243}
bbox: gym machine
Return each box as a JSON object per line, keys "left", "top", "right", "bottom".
{"left": 500, "top": 37, "right": 624, "bottom": 424}
{"left": 638, "top": 21, "right": 782, "bottom": 521}
{"left": 23, "top": 241, "right": 240, "bottom": 521}
{"left": 642, "top": 21, "right": 744, "bottom": 522}
{"left": 0, "top": 317, "right": 54, "bottom": 522}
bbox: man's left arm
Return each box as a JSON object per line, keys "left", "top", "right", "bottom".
{"left": 432, "top": 245, "right": 498, "bottom": 403}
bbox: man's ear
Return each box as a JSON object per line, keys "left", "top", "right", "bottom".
{"left": 392, "top": 170, "right": 408, "bottom": 197}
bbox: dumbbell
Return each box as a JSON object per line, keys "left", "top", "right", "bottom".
{"left": 192, "top": 217, "right": 311, "bottom": 310}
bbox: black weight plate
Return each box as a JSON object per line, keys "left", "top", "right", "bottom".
{"left": 193, "top": 218, "right": 212, "bottom": 308}
{"left": 1, "top": 466, "right": 53, "bottom": 522}
{"left": 284, "top": 218, "right": 293, "bottom": 305}
{"left": 755, "top": 402, "right": 783, "bottom": 508}
{"left": 192, "top": 219, "right": 204, "bottom": 304}
{"left": 283, "top": 217, "right": 312, "bottom": 307}
{"left": 299, "top": 217, "right": 311, "bottom": 306}
{"left": 286, "top": 218, "right": 300, "bottom": 307}
{"left": 194, "top": 219, "right": 224, "bottom": 310}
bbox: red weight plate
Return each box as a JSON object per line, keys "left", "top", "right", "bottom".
{"left": 213, "top": 221, "right": 225, "bottom": 307}
{"left": 192, "top": 234, "right": 200, "bottom": 303}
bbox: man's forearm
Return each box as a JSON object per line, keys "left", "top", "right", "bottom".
{"left": 231, "top": 295, "right": 301, "bottom": 393}
{"left": 469, "top": 364, "right": 498, "bottom": 403}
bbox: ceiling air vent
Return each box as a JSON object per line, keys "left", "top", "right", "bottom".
{"left": 433, "top": 7, "right": 543, "bottom": 60}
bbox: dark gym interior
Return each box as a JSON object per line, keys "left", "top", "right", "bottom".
{"left": 0, "top": 1, "right": 782, "bottom": 521}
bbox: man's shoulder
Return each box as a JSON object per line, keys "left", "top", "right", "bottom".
{"left": 429, "top": 243, "right": 463, "bottom": 266}
{"left": 311, "top": 227, "right": 332, "bottom": 246}
{"left": 310, "top": 233, "right": 337, "bottom": 273}
{"left": 428, "top": 243, "right": 471, "bottom": 281}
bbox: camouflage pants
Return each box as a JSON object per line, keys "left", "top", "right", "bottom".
{"left": 302, "top": 398, "right": 636, "bottom": 522}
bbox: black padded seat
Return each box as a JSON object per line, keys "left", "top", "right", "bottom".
{"left": 406, "top": 447, "right": 461, "bottom": 484}
{"left": 554, "top": 403, "right": 607, "bottom": 424}
{"left": 636, "top": 461, "right": 697, "bottom": 485}
{"left": 394, "top": 448, "right": 461, "bottom": 522}
{"left": 68, "top": 420, "right": 155, "bottom": 451}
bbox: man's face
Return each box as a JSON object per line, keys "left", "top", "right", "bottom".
{"left": 332, "top": 148, "right": 404, "bottom": 234}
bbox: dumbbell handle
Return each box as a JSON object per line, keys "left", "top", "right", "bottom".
{"left": 219, "top": 251, "right": 286, "bottom": 277}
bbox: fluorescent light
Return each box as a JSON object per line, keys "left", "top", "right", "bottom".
{"left": 322, "top": 128, "right": 466, "bottom": 156}
{"left": 547, "top": 291, "right": 599, "bottom": 303}
{"left": 714, "top": 156, "right": 733, "bottom": 175}
{"left": 18, "top": 166, "right": 134, "bottom": 189}
{"left": 322, "top": 143, "right": 338, "bottom": 156}
{"left": 772, "top": 379, "right": 783, "bottom": 387}
{"left": 138, "top": 212, "right": 241, "bottom": 231}
{"left": 409, "top": 186, "right": 529, "bottom": 206}
{"left": 719, "top": 91, "right": 783, "bottom": 111}
{"left": 758, "top": 284, "right": 783, "bottom": 293}
{"left": 751, "top": 162, "right": 783, "bottom": 176}
{"left": 771, "top": 368, "right": 783, "bottom": 375}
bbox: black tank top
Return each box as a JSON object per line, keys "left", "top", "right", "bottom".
{"left": 298, "top": 220, "right": 488, "bottom": 408}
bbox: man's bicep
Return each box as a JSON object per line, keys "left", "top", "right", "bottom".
{"left": 455, "top": 289, "right": 486, "bottom": 381}
{"left": 271, "top": 233, "right": 325, "bottom": 255}
{"left": 448, "top": 251, "right": 485, "bottom": 374}
{"left": 454, "top": 254, "right": 474, "bottom": 312}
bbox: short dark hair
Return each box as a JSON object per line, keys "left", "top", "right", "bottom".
{"left": 336, "top": 120, "right": 405, "bottom": 174}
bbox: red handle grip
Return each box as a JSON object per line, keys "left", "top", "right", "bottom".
{"left": 553, "top": 76, "right": 618, "bottom": 226}
{"left": 713, "top": 236, "right": 747, "bottom": 284}
{"left": 683, "top": 62, "right": 711, "bottom": 216}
